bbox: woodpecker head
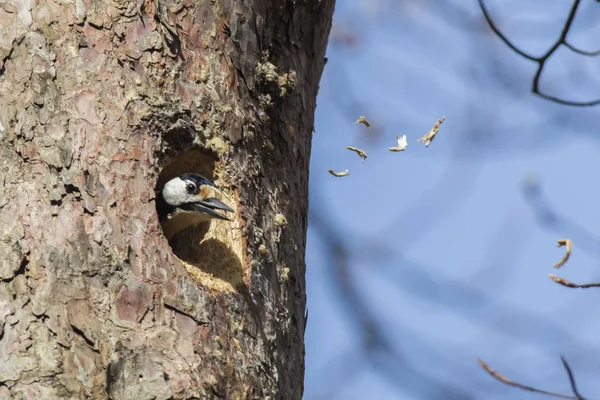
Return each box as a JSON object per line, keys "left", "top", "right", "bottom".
{"left": 157, "top": 173, "right": 234, "bottom": 240}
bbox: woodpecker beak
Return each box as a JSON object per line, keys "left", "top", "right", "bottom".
{"left": 190, "top": 184, "right": 235, "bottom": 220}
{"left": 190, "top": 197, "right": 234, "bottom": 220}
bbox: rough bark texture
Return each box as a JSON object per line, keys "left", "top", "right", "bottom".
{"left": 0, "top": 0, "right": 334, "bottom": 399}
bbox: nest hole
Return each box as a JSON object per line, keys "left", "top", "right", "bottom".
{"left": 156, "top": 149, "right": 243, "bottom": 292}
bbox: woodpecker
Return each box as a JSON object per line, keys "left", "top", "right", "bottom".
{"left": 156, "top": 173, "right": 234, "bottom": 240}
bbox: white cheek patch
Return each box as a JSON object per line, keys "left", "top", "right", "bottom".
{"left": 163, "top": 179, "right": 194, "bottom": 206}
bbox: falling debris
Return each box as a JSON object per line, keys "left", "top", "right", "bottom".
{"left": 328, "top": 169, "right": 350, "bottom": 177}
{"left": 345, "top": 146, "right": 368, "bottom": 162}
{"left": 554, "top": 238, "right": 572, "bottom": 269}
{"left": 354, "top": 116, "right": 371, "bottom": 128}
{"left": 389, "top": 135, "right": 408, "bottom": 152}
{"left": 418, "top": 116, "right": 446, "bottom": 147}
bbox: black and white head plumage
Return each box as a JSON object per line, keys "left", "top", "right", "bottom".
{"left": 156, "top": 173, "right": 234, "bottom": 240}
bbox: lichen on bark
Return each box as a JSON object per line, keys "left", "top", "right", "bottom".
{"left": 0, "top": 0, "right": 334, "bottom": 398}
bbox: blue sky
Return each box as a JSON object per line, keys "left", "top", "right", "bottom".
{"left": 303, "top": 1, "right": 600, "bottom": 399}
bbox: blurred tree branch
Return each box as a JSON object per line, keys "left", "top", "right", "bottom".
{"left": 310, "top": 210, "right": 476, "bottom": 399}
{"left": 522, "top": 177, "right": 600, "bottom": 257}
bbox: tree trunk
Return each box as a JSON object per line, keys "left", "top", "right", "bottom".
{"left": 0, "top": 0, "right": 334, "bottom": 398}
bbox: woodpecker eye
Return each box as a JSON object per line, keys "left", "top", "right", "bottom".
{"left": 186, "top": 183, "right": 196, "bottom": 194}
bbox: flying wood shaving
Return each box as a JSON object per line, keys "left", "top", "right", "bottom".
{"left": 345, "top": 146, "right": 367, "bottom": 162}
{"left": 328, "top": 169, "right": 350, "bottom": 177}
{"left": 554, "top": 238, "right": 572, "bottom": 269}
{"left": 418, "top": 116, "right": 445, "bottom": 147}
{"left": 549, "top": 274, "right": 600, "bottom": 289}
{"left": 389, "top": 135, "right": 408, "bottom": 152}
{"left": 478, "top": 359, "right": 577, "bottom": 399}
{"left": 354, "top": 116, "right": 371, "bottom": 128}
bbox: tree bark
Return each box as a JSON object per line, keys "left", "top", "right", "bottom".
{"left": 0, "top": 0, "right": 334, "bottom": 398}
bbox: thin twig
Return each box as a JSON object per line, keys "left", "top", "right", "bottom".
{"left": 478, "top": 359, "right": 578, "bottom": 399}
{"left": 477, "top": 0, "right": 537, "bottom": 61}
{"left": 560, "top": 356, "right": 586, "bottom": 400}
{"left": 564, "top": 42, "right": 600, "bottom": 57}
{"left": 549, "top": 274, "right": 600, "bottom": 289}
{"left": 478, "top": 0, "right": 600, "bottom": 106}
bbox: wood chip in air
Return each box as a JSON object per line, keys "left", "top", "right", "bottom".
{"left": 554, "top": 238, "right": 572, "bottom": 269}
{"left": 345, "top": 146, "right": 367, "bottom": 162}
{"left": 328, "top": 169, "right": 350, "bottom": 177}
{"left": 418, "top": 116, "right": 445, "bottom": 147}
{"left": 389, "top": 135, "right": 408, "bottom": 152}
{"left": 354, "top": 116, "right": 371, "bottom": 128}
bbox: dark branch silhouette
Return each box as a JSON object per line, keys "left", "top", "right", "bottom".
{"left": 478, "top": 0, "right": 600, "bottom": 106}
{"left": 560, "top": 356, "right": 586, "bottom": 400}
{"left": 564, "top": 42, "right": 600, "bottom": 56}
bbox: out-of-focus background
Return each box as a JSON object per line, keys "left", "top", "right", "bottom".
{"left": 303, "top": 1, "right": 600, "bottom": 399}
